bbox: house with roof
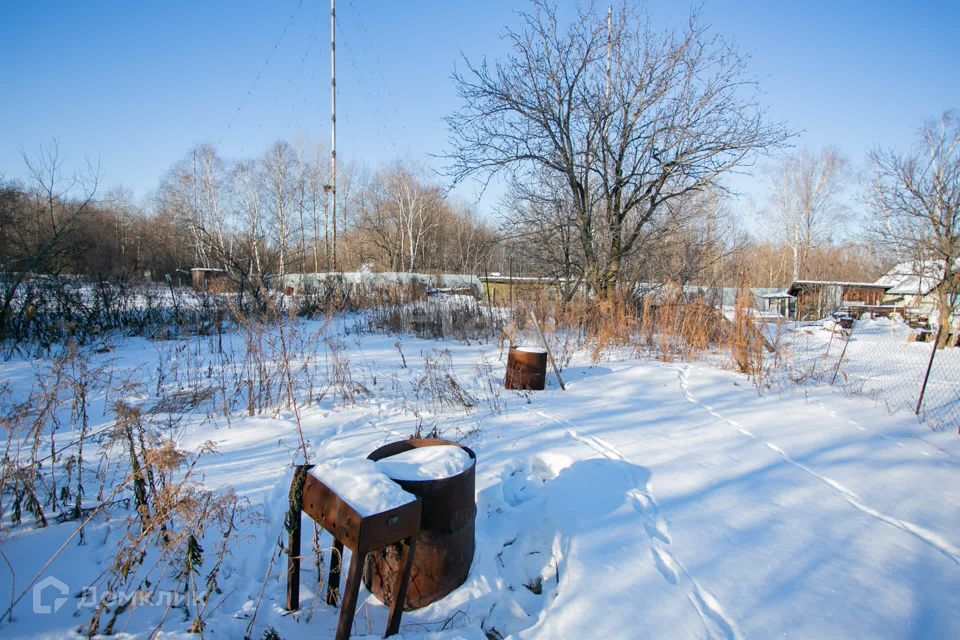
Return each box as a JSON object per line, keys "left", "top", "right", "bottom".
{"left": 876, "top": 259, "right": 960, "bottom": 329}
{"left": 877, "top": 261, "right": 947, "bottom": 307}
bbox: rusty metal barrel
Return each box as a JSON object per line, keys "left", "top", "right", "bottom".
{"left": 504, "top": 346, "right": 548, "bottom": 390}
{"left": 364, "top": 438, "right": 476, "bottom": 610}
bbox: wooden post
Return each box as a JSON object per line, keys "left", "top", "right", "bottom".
{"left": 530, "top": 311, "right": 565, "bottom": 390}
{"left": 285, "top": 465, "right": 308, "bottom": 612}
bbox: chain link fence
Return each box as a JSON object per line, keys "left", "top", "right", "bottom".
{"left": 777, "top": 317, "right": 960, "bottom": 433}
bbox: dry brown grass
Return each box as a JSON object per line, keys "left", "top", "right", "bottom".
{"left": 481, "top": 281, "right": 778, "bottom": 381}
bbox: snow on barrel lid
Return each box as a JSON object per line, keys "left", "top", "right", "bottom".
{"left": 309, "top": 458, "right": 416, "bottom": 517}
{"left": 513, "top": 346, "right": 546, "bottom": 353}
{"left": 375, "top": 445, "right": 473, "bottom": 482}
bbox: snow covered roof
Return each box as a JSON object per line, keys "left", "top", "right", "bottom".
{"left": 887, "top": 276, "right": 941, "bottom": 296}
{"left": 790, "top": 280, "right": 888, "bottom": 289}
{"left": 873, "top": 262, "right": 916, "bottom": 288}
{"left": 874, "top": 260, "right": 956, "bottom": 296}
{"left": 759, "top": 291, "right": 795, "bottom": 299}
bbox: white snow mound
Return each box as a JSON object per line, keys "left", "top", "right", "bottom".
{"left": 513, "top": 346, "right": 546, "bottom": 353}
{"left": 309, "top": 458, "right": 416, "bottom": 516}
{"left": 376, "top": 445, "right": 473, "bottom": 481}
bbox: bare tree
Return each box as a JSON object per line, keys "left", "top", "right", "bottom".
{"left": 762, "top": 148, "right": 847, "bottom": 282}
{"left": 649, "top": 188, "right": 742, "bottom": 287}
{"left": 356, "top": 164, "right": 443, "bottom": 272}
{"left": 296, "top": 140, "right": 330, "bottom": 272}
{"left": 870, "top": 111, "right": 960, "bottom": 346}
{"left": 156, "top": 144, "right": 232, "bottom": 269}
{"left": 502, "top": 172, "right": 586, "bottom": 300}
{"left": 447, "top": 1, "right": 789, "bottom": 297}
{"left": 443, "top": 201, "right": 498, "bottom": 274}
{"left": 391, "top": 166, "right": 443, "bottom": 272}
{"left": 0, "top": 142, "right": 98, "bottom": 334}
{"left": 260, "top": 141, "right": 301, "bottom": 279}
{"left": 156, "top": 145, "right": 274, "bottom": 303}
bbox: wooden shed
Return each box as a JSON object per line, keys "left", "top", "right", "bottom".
{"left": 787, "top": 280, "right": 891, "bottom": 320}
{"left": 190, "top": 267, "right": 229, "bottom": 292}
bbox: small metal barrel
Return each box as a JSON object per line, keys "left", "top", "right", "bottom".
{"left": 365, "top": 438, "right": 477, "bottom": 610}
{"left": 504, "top": 346, "right": 548, "bottom": 390}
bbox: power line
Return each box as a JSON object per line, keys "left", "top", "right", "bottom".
{"left": 217, "top": 0, "right": 306, "bottom": 148}
{"left": 340, "top": 0, "right": 401, "bottom": 160}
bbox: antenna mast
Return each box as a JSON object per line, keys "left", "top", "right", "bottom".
{"left": 330, "top": 0, "right": 338, "bottom": 270}
{"left": 605, "top": 5, "right": 612, "bottom": 101}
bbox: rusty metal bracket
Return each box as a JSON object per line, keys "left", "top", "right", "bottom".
{"left": 285, "top": 464, "right": 421, "bottom": 640}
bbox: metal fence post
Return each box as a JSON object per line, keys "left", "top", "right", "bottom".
{"left": 915, "top": 324, "right": 943, "bottom": 416}
{"left": 830, "top": 322, "right": 855, "bottom": 386}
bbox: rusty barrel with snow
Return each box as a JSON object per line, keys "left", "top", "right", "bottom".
{"left": 364, "top": 438, "right": 477, "bottom": 609}
{"left": 504, "top": 345, "right": 548, "bottom": 390}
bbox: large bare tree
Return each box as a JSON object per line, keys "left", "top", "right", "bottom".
{"left": 447, "top": 1, "right": 789, "bottom": 296}
{"left": 870, "top": 111, "right": 960, "bottom": 346}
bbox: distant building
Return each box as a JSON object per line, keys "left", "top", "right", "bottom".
{"left": 758, "top": 291, "right": 795, "bottom": 318}
{"left": 277, "top": 271, "right": 481, "bottom": 298}
{"left": 190, "top": 267, "right": 229, "bottom": 292}
{"left": 875, "top": 260, "right": 960, "bottom": 327}
{"left": 787, "top": 280, "right": 891, "bottom": 320}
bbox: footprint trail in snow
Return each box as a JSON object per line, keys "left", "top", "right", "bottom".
{"left": 534, "top": 409, "right": 742, "bottom": 640}
{"left": 678, "top": 366, "right": 960, "bottom": 567}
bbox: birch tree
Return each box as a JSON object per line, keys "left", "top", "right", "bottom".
{"left": 156, "top": 144, "right": 231, "bottom": 269}
{"left": 357, "top": 165, "right": 443, "bottom": 272}
{"left": 763, "top": 148, "right": 847, "bottom": 282}
{"left": 260, "top": 141, "right": 299, "bottom": 279}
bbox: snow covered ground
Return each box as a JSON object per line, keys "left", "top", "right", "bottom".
{"left": 776, "top": 316, "right": 960, "bottom": 432}
{"left": 1, "top": 315, "right": 959, "bottom": 639}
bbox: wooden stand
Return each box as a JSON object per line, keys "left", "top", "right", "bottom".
{"left": 286, "top": 466, "right": 421, "bottom": 639}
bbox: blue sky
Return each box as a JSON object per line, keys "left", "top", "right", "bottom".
{"left": 2, "top": 1, "right": 958, "bottom": 222}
